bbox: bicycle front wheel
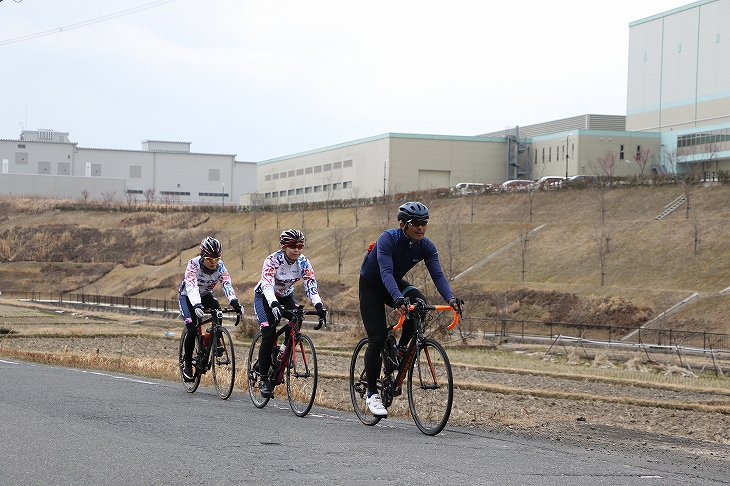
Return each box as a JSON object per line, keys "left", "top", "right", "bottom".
{"left": 286, "top": 333, "right": 318, "bottom": 417}
{"left": 178, "top": 328, "right": 200, "bottom": 393}
{"left": 349, "top": 337, "right": 382, "bottom": 426}
{"left": 246, "top": 331, "right": 270, "bottom": 408}
{"left": 407, "top": 338, "right": 453, "bottom": 436}
{"left": 212, "top": 326, "right": 235, "bottom": 400}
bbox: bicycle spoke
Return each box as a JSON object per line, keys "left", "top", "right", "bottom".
{"left": 212, "top": 327, "right": 235, "bottom": 400}
{"left": 286, "top": 334, "right": 318, "bottom": 417}
{"left": 178, "top": 328, "right": 200, "bottom": 393}
{"left": 407, "top": 339, "right": 453, "bottom": 435}
{"left": 247, "top": 332, "right": 270, "bottom": 408}
{"left": 349, "top": 338, "right": 382, "bottom": 426}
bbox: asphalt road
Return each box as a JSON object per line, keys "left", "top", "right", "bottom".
{"left": 1, "top": 358, "right": 728, "bottom": 486}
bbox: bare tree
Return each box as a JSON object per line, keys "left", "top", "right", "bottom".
{"left": 263, "top": 232, "right": 275, "bottom": 255}
{"left": 101, "top": 191, "right": 116, "bottom": 205}
{"left": 330, "top": 225, "right": 349, "bottom": 274}
{"left": 440, "top": 208, "right": 464, "bottom": 280}
{"left": 250, "top": 194, "right": 263, "bottom": 231}
{"left": 323, "top": 176, "right": 337, "bottom": 228}
{"left": 238, "top": 243, "right": 245, "bottom": 270}
{"left": 671, "top": 145, "right": 703, "bottom": 219}
{"left": 518, "top": 205, "right": 531, "bottom": 282}
{"left": 595, "top": 224, "right": 610, "bottom": 286}
{"left": 634, "top": 147, "right": 654, "bottom": 182}
{"left": 274, "top": 200, "right": 281, "bottom": 230}
{"left": 295, "top": 193, "right": 309, "bottom": 229}
{"left": 701, "top": 142, "right": 720, "bottom": 181}
{"left": 692, "top": 216, "right": 701, "bottom": 255}
{"left": 81, "top": 189, "right": 89, "bottom": 204}
{"left": 588, "top": 151, "right": 618, "bottom": 224}
{"left": 124, "top": 191, "right": 137, "bottom": 205}
{"left": 144, "top": 188, "right": 155, "bottom": 205}
{"left": 347, "top": 186, "right": 364, "bottom": 227}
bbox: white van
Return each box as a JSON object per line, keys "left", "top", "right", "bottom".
{"left": 453, "top": 182, "right": 486, "bottom": 195}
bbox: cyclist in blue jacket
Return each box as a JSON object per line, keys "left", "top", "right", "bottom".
{"left": 359, "top": 201, "right": 463, "bottom": 417}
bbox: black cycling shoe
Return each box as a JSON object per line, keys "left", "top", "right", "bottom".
{"left": 259, "top": 377, "right": 274, "bottom": 398}
{"left": 182, "top": 365, "right": 195, "bottom": 382}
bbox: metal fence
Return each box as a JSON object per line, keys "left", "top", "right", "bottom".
{"left": 3, "top": 291, "right": 728, "bottom": 353}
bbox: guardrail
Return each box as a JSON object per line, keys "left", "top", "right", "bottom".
{"left": 2, "top": 292, "right": 728, "bottom": 353}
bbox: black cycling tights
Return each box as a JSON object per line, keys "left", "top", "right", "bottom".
{"left": 359, "top": 275, "right": 425, "bottom": 395}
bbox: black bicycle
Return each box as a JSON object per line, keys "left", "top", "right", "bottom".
{"left": 349, "top": 298, "right": 460, "bottom": 435}
{"left": 246, "top": 306, "right": 325, "bottom": 417}
{"left": 178, "top": 307, "right": 241, "bottom": 399}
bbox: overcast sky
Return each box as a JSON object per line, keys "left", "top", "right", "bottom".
{"left": 0, "top": 0, "right": 692, "bottom": 161}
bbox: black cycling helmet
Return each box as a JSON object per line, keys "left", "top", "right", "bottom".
{"left": 199, "top": 236, "right": 222, "bottom": 258}
{"left": 280, "top": 228, "right": 305, "bottom": 246}
{"left": 397, "top": 201, "right": 429, "bottom": 222}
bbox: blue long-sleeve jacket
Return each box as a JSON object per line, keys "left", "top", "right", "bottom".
{"left": 360, "top": 228, "right": 454, "bottom": 303}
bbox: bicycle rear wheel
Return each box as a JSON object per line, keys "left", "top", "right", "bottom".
{"left": 349, "top": 337, "right": 382, "bottom": 426}
{"left": 179, "top": 328, "right": 200, "bottom": 393}
{"left": 286, "top": 333, "right": 318, "bottom": 417}
{"left": 212, "top": 326, "right": 235, "bottom": 400}
{"left": 407, "top": 338, "right": 453, "bottom": 436}
{"left": 246, "top": 331, "right": 270, "bottom": 408}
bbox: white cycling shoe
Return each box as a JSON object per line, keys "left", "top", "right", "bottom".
{"left": 366, "top": 393, "right": 388, "bottom": 417}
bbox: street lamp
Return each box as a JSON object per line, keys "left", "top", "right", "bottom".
{"left": 383, "top": 159, "right": 388, "bottom": 196}
{"left": 564, "top": 133, "right": 572, "bottom": 181}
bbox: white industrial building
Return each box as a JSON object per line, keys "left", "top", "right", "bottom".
{"left": 0, "top": 129, "right": 257, "bottom": 205}
{"left": 1, "top": 1, "right": 727, "bottom": 206}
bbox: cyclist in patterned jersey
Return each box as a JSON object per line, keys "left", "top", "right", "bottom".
{"left": 253, "top": 229, "right": 326, "bottom": 398}
{"left": 359, "top": 201, "right": 464, "bottom": 417}
{"left": 179, "top": 236, "right": 242, "bottom": 381}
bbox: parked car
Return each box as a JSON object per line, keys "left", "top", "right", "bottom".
{"left": 567, "top": 174, "right": 598, "bottom": 186}
{"left": 453, "top": 182, "right": 486, "bottom": 195}
{"left": 500, "top": 179, "right": 534, "bottom": 192}
{"left": 533, "top": 176, "right": 565, "bottom": 190}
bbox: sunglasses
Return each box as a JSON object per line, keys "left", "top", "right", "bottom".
{"left": 203, "top": 256, "right": 221, "bottom": 264}
{"left": 286, "top": 243, "right": 305, "bottom": 250}
{"left": 407, "top": 219, "right": 429, "bottom": 227}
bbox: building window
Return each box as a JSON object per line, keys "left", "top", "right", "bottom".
{"left": 313, "top": 185, "right": 321, "bottom": 192}
{"left": 130, "top": 166, "right": 142, "bottom": 178}
{"left": 280, "top": 171, "right": 287, "bottom": 179}
{"left": 323, "top": 163, "right": 332, "bottom": 171}
{"left": 322, "top": 184, "right": 330, "bottom": 191}
{"left": 305, "top": 187, "right": 312, "bottom": 194}
{"left": 58, "top": 162, "right": 71, "bottom": 175}
{"left": 314, "top": 165, "right": 322, "bottom": 173}
{"left": 279, "top": 190, "right": 287, "bottom": 197}
{"left": 17, "top": 144, "right": 25, "bottom": 149}
{"left": 265, "top": 174, "right": 272, "bottom": 181}
{"left": 126, "top": 189, "right": 143, "bottom": 194}
{"left": 296, "top": 168, "right": 304, "bottom": 176}
{"left": 619, "top": 145, "right": 624, "bottom": 160}
{"left": 343, "top": 181, "right": 352, "bottom": 189}
{"left": 162, "top": 190, "right": 191, "bottom": 196}
{"left": 265, "top": 193, "right": 271, "bottom": 199}
{"left": 208, "top": 169, "right": 220, "bottom": 181}
{"left": 287, "top": 189, "right": 295, "bottom": 196}
{"left": 296, "top": 188, "right": 303, "bottom": 195}
{"left": 343, "top": 159, "right": 353, "bottom": 168}
{"left": 333, "top": 182, "right": 341, "bottom": 190}
{"left": 288, "top": 170, "right": 295, "bottom": 177}
{"left": 333, "top": 161, "right": 342, "bottom": 169}
{"left": 548, "top": 147, "right": 551, "bottom": 162}
{"left": 542, "top": 148, "right": 545, "bottom": 163}
{"left": 305, "top": 167, "right": 313, "bottom": 174}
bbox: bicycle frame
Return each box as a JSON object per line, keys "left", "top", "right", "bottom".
{"left": 381, "top": 301, "right": 456, "bottom": 397}
{"left": 195, "top": 308, "right": 240, "bottom": 374}
{"left": 350, "top": 297, "right": 459, "bottom": 435}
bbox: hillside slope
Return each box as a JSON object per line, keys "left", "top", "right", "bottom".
{"left": 0, "top": 183, "right": 728, "bottom": 333}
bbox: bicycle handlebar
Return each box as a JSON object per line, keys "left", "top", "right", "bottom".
{"left": 394, "top": 304, "right": 460, "bottom": 331}
{"left": 279, "top": 306, "right": 327, "bottom": 330}
{"left": 201, "top": 307, "right": 242, "bottom": 327}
